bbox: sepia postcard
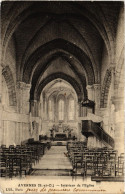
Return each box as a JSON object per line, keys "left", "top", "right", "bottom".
{"left": 0, "top": 0, "right": 124, "bottom": 194}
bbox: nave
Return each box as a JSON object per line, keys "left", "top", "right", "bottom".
{"left": 31, "top": 144, "right": 124, "bottom": 180}
{"left": 0, "top": 141, "right": 124, "bottom": 182}
{"left": 31, "top": 146, "right": 72, "bottom": 176}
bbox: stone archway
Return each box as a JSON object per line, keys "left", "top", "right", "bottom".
{"left": 2, "top": 66, "right": 17, "bottom": 107}
{"left": 100, "top": 68, "right": 112, "bottom": 108}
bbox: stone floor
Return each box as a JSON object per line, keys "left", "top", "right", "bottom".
{"left": 31, "top": 146, "right": 72, "bottom": 176}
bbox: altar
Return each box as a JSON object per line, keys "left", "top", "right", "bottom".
{"left": 50, "top": 123, "right": 72, "bottom": 141}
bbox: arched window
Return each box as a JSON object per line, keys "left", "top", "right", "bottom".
{"left": 58, "top": 99, "right": 64, "bottom": 121}
{"left": 68, "top": 98, "right": 75, "bottom": 120}
{"left": 48, "top": 98, "right": 54, "bottom": 120}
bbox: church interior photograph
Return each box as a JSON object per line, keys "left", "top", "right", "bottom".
{"left": 0, "top": 1, "right": 124, "bottom": 184}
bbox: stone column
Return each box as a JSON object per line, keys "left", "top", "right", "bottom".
{"left": 4, "top": 121, "right": 9, "bottom": 147}
{"left": 113, "top": 97, "right": 124, "bottom": 154}
{"left": 23, "top": 83, "right": 31, "bottom": 114}
{"left": 93, "top": 84, "right": 101, "bottom": 110}
{"left": 77, "top": 101, "right": 81, "bottom": 117}
{"left": 39, "top": 117, "right": 42, "bottom": 135}
{"left": 16, "top": 82, "right": 24, "bottom": 114}
{"left": 38, "top": 102, "right": 41, "bottom": 117}
{"left": 111, "top": 67, "right": 115, "bottom": 97}
{"left": 30, "top": 100, "right": 38, "bottom": 117}
{"left": 16, "top": 82, "right": 31, "bottom": 114}
{"left": 86, "top": 85, "right": 94, "bottom": 101}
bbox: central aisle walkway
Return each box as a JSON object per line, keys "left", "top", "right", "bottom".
{"left": 31, "top": 146, "right": 72, "bottom": 176}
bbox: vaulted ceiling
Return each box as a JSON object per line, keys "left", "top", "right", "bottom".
{"left": 41, "top": 79, "right": 77, "bottom": 102}
{"left": 1, "top": 1, "right": 122, "bottom": 101}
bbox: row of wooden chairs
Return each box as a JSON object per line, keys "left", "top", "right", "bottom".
{"left": 0, "top": 143, "right": 50, "bottom": 178}
{"left": 67, "top": 142, "right": 124, "bottom": 178}
{"left": 67, "top": 141, "right": 87, "bottom": 151}
{"left": 92, "top": 153, "right": 124, "bottom": 178}
{"left": 0, "top": 153, "right": 32, "bottom": 177}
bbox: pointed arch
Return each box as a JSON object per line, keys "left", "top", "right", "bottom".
{"left": 2, "top": 66, "right": 17, "bottom": 106}
{"left": 100, "top": 68, "right": 112, "bottom": 108}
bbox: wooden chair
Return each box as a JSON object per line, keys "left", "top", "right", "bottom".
{"left": 93, "top": 154, "right": 107, "bottom": 177}
{"left": 0, "top": 153, "right": 10, "bottom": 177}
{"left": 116, "top": 153, "right": 124, "bottom": 176}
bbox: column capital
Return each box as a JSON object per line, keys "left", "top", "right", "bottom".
{"left": 110, "top": 67, "right": 115, "bottom": 75}
{"left": 93, "top": 84, "right": 101, "bottom": 90}
{"left": 112, "top": 96, "right": 124, "bottom": 104}
{"left": 86, "top": 85, "right": 94, "bottom": 101}
{"left": 16, "top": 81, "right": 31, "bottom": 90}
{"left": 86, "top": 85, "right": 93, "bottom": 90}
{"left": 25, "top": 83, "right": 31, "bottom": 90}
{"left": 16, "top": 81, "right": 25, "bottom": 89}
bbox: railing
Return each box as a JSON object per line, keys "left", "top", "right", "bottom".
{"left": 82, "top": 120, "right": 114, "bottom": 148}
